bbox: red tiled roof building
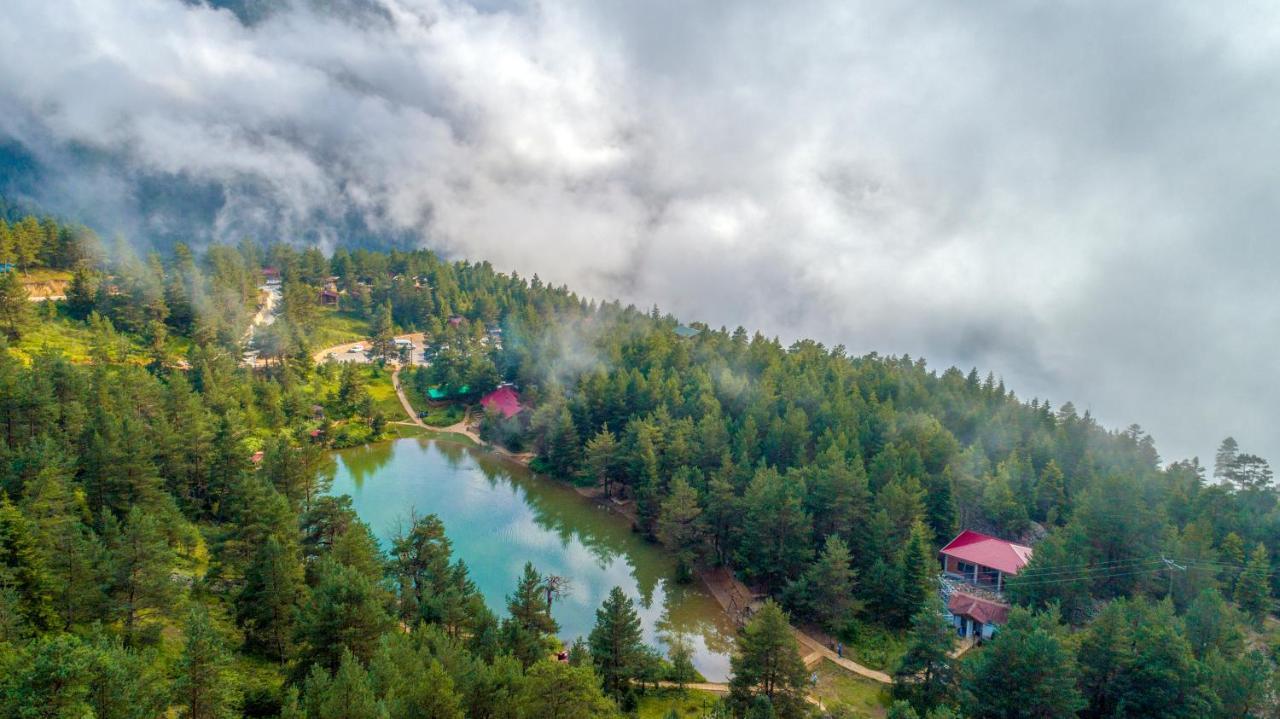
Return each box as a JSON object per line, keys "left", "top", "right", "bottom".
{"left": 480, "top": 385, "right": 523, "bottom": 419}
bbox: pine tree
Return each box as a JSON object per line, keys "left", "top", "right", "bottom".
{"left": 728, "top": 601, "right": 810, "bottom": 719}
{"left": 1235, "top": 543, "right": 1270, "bottom": 625}
{"left": 370, "top": 302, "right": 395, "bottom": 361}
{"left": 784, "top": 534, "right": 858, "bottom": 629}
{"left": 518, "top": 660, "right": 617, "bottom": 719}
{"left": 656, "top": 476, "right": 706, "bottom": 581}
{"left": 893, "top": 596, "right": 957, "bottom": 715}
{"left": 174, "top": 608, "right": 239, "bottom": 719}
{"left": 237, "top": 536, "right": 304, "bottom": 661}
{"left": 588, "top": 586, "right": 645, "bottom": 698}
{"left": 897, "top": 521, "right": 937, "bottom": 626}
{"left": 583, "top": 427, "right": 620, "bottom": 498}
{"left": 1214, "top": 437, "right": 1240, "bottom": 485}
{"left": 737, "top": 467, "right": 813, "bottom": 596}
{"left": 0, "top": 493, "right": 57, "bottom": 630}
{"left": 668, "top": 635, "right": 697, "bottom": 691}
{"left": 0, "top": 269, "right": 31, "bottom": 340}
{"left": 369, "top": 634, "right": 465, "bottom": 719}
{"left": 22, "top": 466, "right": 107, "bottom": 629}
{"left": 107, "top": 506, "right": 176, "bottom": 643}
{"left": 295, "top": 557, "right": 394, "bottom": 675}
{"left": 502, "top": 562, "right": 558, "bottom": 666}
{"left": 317, "top": 649, "right": 382, "bottom": 719}
{"left": 963, "top": 608, "right": 1083, "bottom": 719}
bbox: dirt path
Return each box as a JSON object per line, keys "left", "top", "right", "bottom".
{"left": 698, "top": 567, "right": 892, "bottom": 685}
{"left": 654, "top": 682, "right": 823, "bottom": 707}
{"left": 391, "top": 367, "right": 427, "bottom": 428}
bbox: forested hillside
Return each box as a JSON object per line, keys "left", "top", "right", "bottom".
{"left": 0, "top": 212, "right": 1277, "bottom": 718}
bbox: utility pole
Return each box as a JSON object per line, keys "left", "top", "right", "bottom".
{"left": 1161, "top": 556, "right": 1186, "bottom": 598}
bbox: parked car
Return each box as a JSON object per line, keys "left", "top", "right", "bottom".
{"left": 348, "top": 344, "right": 364, "bottom": 353}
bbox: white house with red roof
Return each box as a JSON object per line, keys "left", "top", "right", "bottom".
{"left": 939, "top": 529, "right": 1033, "bottom": 639}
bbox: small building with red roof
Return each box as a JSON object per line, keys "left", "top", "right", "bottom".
{"left": 940, "top": 529, "right": 1032, "bottom": 592}
{"left": 480, "top": 385, "right": 523, "bottom": 419}
{"left": 940, "top": 529, "right": 1033, "bottom": 640}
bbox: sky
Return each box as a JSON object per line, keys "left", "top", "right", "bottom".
{"left": 0, "top": 0, "right": 1277, "bottom": 468}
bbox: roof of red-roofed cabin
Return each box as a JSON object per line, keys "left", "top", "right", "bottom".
{"left": 940, "top": 529, "right": 1033, "bottom": 575}
{"left": 947, "top": 591, "right": 1010, "bottom": 625}
{"left": 481, "top": 385, "right": 523, "bottom": 419}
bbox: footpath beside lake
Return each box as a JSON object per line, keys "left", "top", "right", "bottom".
{"left": 328, "top": 437, "right": 736, "bottom": 681}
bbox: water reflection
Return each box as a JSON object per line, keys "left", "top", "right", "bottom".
{"left": 329, "top": 437, "right": 735, "bottom": 681}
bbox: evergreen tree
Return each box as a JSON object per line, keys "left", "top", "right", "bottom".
{"left": 0, "top": 269, "right": 31, "bottom": 339}
{"left": 518, "top": 660, "right": 617, "bottom": 719}
{"left": 737, "top": 468, "right": 813, "bottom": 596}
{"left": 668, "top": 635, "right": 697, "bottom": 691}
{"left": 656, "top": 476, "right": 706, "bottom": 581}
{"left": 316, "top": 649, "right": 382, "bottom": 719}
{"left": 584, "top": 427, "right": 621, "bottom": 498}
{"left": 22, "top": 467, "right": 107, "bottom": 629}
{"left": 588, "top": 586, "right": 646, "bottom": 698}
{"left": 1183, "top": 587, "right": 1244, "bottom": 660}
{"left": 295, "top": 557, "right": 394, "bottom": 675}
{"left": 784, "top": 534, "right": 857, "bottom": 629}
{"left": 0, "top": 493, "right": 57, "bottom": 630}
{"left": 1234, "top": 543, "right": 1270, "bottom": 625}
{"left": 236, "top": 536, "right": 304, "bottom": 661}
{"left": 174, "top": 608, "right": 239, "bottom": 719}
{"left": 370, "top": 302, "right": 395, "bottom": 361}
{"left": 107, "top": 506, "right": 177, "bottom": 644}
{"left": 963, "top": 608, "right": 1083, "bottom": 719}
{"left": 728, "top": 601, "right": 810, "bottom": 719}
{"left": 893, "top": 596, "right": 957, "bottom": 715}
{"left": 897, "top": 521, "right": 937, "bottom": 626}
{"left": 502, "top": 562, "right": 558, "bottom": 667}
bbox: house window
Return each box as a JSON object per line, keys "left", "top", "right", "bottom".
{"left": 957, "top": 561, "right": 976, "bottom": 576}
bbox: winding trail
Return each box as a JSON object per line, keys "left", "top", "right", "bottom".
{"left": 700, "top": 568, "right": 892, "bottom": 685}
{"left": 654, "top": 682, "right": 824, "bottom": 708}
{"left": 390, "top": 367, "right": 427, "bottom": 428}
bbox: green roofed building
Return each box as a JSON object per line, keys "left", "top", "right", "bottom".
{"left": 427, "top": 385, "right": 471, "bottom": 400}
{"left": 673, "top": 324, "right": 699, "bottom": 338}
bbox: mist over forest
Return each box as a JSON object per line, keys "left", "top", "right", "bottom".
{"left": 2, "top": 0, "right": 1277, "bottom": 469}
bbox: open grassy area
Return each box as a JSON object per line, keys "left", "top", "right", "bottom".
{"left": 810, "top": 660, "right": 891, "bottom": 718}
{"left": 363, "top": 365, "right": 407, "bottom": 419}
{"left": 309, "top": 307, "right": 368, "bottom": 348}
{"left": 840, "top": 619, "right": 909, "bottom": 671}
{"left": 6, "top": 309, "right": 177, "bottom": 365}
{"left": 635, "top": 688, "right": 721, "bottom": 718}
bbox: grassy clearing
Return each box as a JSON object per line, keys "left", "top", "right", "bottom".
{"left": 421, "top": 428, "right": 482, "bottom": 448}
{"left": 840, "top": 619, "right": 908, "bottom": 671}
{"left": 362, "top": 365, "right": 405, "bottom": 418}
{"left": 810, "top": 660, "right": 891, "bottom": 718}
{"left": 418, "top": 403, "right": 465, "bottom": 427}
{"left": 16, "top": 268, "right": 73, "bottom": 283}
{"left": 309, "top": 308, "right": 368, "bottom": 348}
{"left": 384, "top": 423, "right": 428, "bottom": 439}
{"left": 635, "top": 688, "right": 721, "bottom": 718}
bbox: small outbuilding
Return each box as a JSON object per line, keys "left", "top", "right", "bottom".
{"left": 480, "top": 385, "right": 523, "bottom": 419}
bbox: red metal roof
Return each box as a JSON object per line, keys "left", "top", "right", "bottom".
{"left": 947, "top": 591, "right": 1010, "bottom": 625}
{"left": 480, "top": 385, "right": 523, "bottom": 419}
{"left": 940, "top": 529, "right": 1033, "bottom": 575}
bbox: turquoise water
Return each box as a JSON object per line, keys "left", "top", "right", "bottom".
{"left": 327, "top": 437, "right": 735, "bottom": 681}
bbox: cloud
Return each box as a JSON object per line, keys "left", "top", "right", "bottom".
{"left": 1, "top": 0, "right": 1278, "bottom": 467}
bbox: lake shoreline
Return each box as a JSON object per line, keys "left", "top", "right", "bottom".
{"left": 328, "top": 435, "right": 738, "bottom": 681}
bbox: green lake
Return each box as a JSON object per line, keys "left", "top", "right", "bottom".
{"left": 328, "top": 437, "right": 736, "bottom": 681}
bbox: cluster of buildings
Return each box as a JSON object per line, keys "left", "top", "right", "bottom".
{"left": 938, "top": 529, "right": 1033, "bottom": 640}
